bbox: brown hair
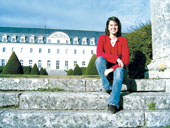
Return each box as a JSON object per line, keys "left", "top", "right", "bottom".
{"left": 105, "top": 16, "right": 122, "bottom": 37}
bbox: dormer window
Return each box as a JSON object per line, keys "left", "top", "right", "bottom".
{"left": 2, "top": 34, "right": 7, "bottom": 42}
{"left": 90, "top": 37, "right": 95, "bottom": 45}
{"left": 11, "top": 35, "right": 17, "bottom": 42}
{"left": 47, "top": 39, "right": 51, "bottom": 43}
{"left": 29, "top": 35, "right": 35, "bottom": 43}
{"left": 38, "top": 36, "right": 43, "bottom": 43}
{"left": 20, "top": 35, "right": 25, "bottom": 43}
{"left": 73, "top": 37, "right": 79, "bottom": 44}
{"left": 57, "top": 39, "right": 60, "bottom": 44}
{"left": 82, "top": 37, "right": 87, "bottom": 45}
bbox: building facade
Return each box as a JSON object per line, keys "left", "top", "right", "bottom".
{"left": 0, "top": 27, "right": 104, "bottom": 75}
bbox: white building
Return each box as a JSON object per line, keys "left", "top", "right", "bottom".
{"left": 0, "top": 27, "right": 103, "bottom": 75}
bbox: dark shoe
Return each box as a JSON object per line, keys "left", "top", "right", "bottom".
{"left": 108, "top": 105, "right": 118, "bottom": 114}
{"left": 106, "top": 90, "right": 112, "bottom": 94}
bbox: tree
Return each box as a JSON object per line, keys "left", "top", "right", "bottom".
{"left": 43, "top": 68, "right": 48, "bottom": 75}
{"left": 72, "top": 64, "right": 82, "bottom": 75}
{"left": 40, "top": 67, "right": 45, "bottom": 75}
{"left": 67, "top": 69, "right": 73, "bottom": 75}
{"left": 2, "top": 52, "right": 23, "bottom": 74}
{"left": 85, "top": 54, "right": 98, "bottom": 75}
{"left": 39, "top": 68, "right": 48, "bottom": 75}
{"left": 125, "top": 23, "right": 152, "bottom": 78}
{"left": 23, "top": 66, "right": 32, "bottom": 74}
{"left": 31, "top": 64, "right": 40, "bottom": 75}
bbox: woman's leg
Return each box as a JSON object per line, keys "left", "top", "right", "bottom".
{"left": 95, "top": 57, "right": 112, "bottom": 91}
{"left": 108, "top": 67, "right": 125, "bottom": 108}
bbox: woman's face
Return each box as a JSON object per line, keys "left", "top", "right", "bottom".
{"left": 108, "top": 20, "right": 118, "bottom": 36}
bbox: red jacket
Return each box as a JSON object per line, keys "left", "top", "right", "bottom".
{"left": 96, "top": 34, "right": 129, "bottom": 70}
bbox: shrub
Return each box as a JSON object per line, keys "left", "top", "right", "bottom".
{"left": 72, "top": 64, "right": 82, "bottom": 75}
{"left": 0, "top": 66, "right": 4, "bottom": 73}
{"left": 43, "top": 68, "right": 48, "bottom": 75}
{"left": 2, "top": 52, "right": 23, "bottom": 74}
{"left": 40, "top": 67, "right": 45, "bottom": 75}
{"left": 85, "top": 54, "right": 98, "bottom": 75}
{"left": 125, "top": 23, "right": 152, "bottom": 78}
{"left": 31, "top": 64, "right": 40, "bottom": 75}
{"left": 80, "top": 67, "right": 87, "bottom": 75}
{"left": 67, "top": 69, "right": 73, "bottom": 75}
{"left": 23, "top": 66, "right": 32, "bottom": 74}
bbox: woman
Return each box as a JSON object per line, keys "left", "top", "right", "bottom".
{"left": 95, "top": 16, "right": 129, "bottom": 114}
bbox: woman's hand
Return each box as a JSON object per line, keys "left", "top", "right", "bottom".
{"left": 104, "top": 68, "right": 114, "bottom": 76}
{"left": 117, "top": 58, "right": 124, "bottom": 68}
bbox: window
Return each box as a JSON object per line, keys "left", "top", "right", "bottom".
{"left": 38, "top": 60, "right": 42, "bottom": 69}
{"left": 47, "top": 60, "right": 51, "bottom": 68}
{"left": 29, "top": 35, "right": 35, "bottom": 43}
{"left": 29, "top": 60, "right": 33, "bottom": 67}
{"left": 91, "top": 50, "right": 94, "bottom": 55}
{"left": 1, "top": 59, "right": 5, "bottom": 66}
{"left": 57, "top": 49, "right": 60, "bottom": 54}
{"left": 11, "top": 48, "right": 14, "bottom": 52}
{"left": 56, "top": 60, "right": 60, "bottom": 69}
{"left": 21, "top": 48, "right": 23, "bottom": 53}
{"left": 90, "top": 38, "right": 95, "bottom": 45}
{"left": 66, "top": 40, "right": 69, "bottom": 44}
{"left": 73, "top": 37, "right": 78, "bottom": 44}
{"left": 39, "top": 48, "right": 42, "bottom": 53}
{"left": 2, "top": 34, "right": 7, "bottom": 42}
{"left": 11, "top": 37, "right": 16, "bottom": 42}
{"left": 65, "top": 61, "right": 68, "bottom": 67}
{"left": 82, "top": 61, "right": 86, "bottom": 66}
{"left": 48, "top": 49, "right": 51, "bottom": 53}
{"left": 74, "top": 61, "right": 77, "bottom": 67}
{"left": 57, "top": 40, "right": 60, "bottom": 44}
{"left": 48, "top": 39, "right": 51, "bottom": 43}
{"left": 74, "top": 49, "right": 77, "bottom": 54}
{"left": 82, "top": 50, "right": 85, "bottom": 54}
{"left": 65, "top": 49, "right": 68, "bottom": 54}
{"left": 65, "top": 61, "right": 68, "bottom": 70}
{"left": 20, "top": 35, "right": 25, "bottom": 43}
{"left": 38, "top": 36, "right": 43, "bottom": 43}
{"left": 2, "top": 47, "right": 5, "bottom": 52}
{"left": 82, "top": 37, "right": 87, "bottom": 45}
{"left": 20, "top": 60, "right": 23, "bottom": 66}
{"left": 30, "top": 48, "right": 33, "bottom": 53}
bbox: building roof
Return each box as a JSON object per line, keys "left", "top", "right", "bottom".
{"left": 0, "top": 26, "right": 105, "bottom": 45}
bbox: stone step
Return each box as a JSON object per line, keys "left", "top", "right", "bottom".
{"left": 19, "top": 92, "right": 110, "bottom": 110}
{"left": 0, "top": 92, "right": 20, "bottom": 108}
{"left": 0, "top": 109, "right": 170, "bottom": 128}
{"left": 0, "top": 77, "right": 169, "bottom": 92}
{"left": 123, "top": 92, "right": 170, "bottom": 110}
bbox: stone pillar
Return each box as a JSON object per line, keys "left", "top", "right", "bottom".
{"left": 145, "top": 0, "right": 170, "bottom": 78}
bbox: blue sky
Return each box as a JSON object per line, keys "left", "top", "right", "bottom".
{"left": 0, "top": 0, "right": 150, "bottom": 32}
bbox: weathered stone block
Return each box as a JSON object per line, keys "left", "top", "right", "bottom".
{"left": 49, "top": 78, "right": 86, "bottom": 92}
{"left": 130, "top": 79, "right": 166, "bottom": 92}
{"left": 0, "top": 92, "right": 20, "bottom": 107}
{"left": 123, "top": 92, "right": 170, "bottom": 110}
{"left": 0, "top": 78, "right": 49, "bottom": 90}
{"left": 165, "top": 79, "right": 170, "bottom": 92}
{"left": 0, "top": 110, "right": 144, "bottom": 128}
{"left": 85, "top": 79, "right": 130, "bottom": 92}
{"left": 19, "top": 92, "right": 109, "bottom": 110}
{"left": 145, "top": 110, "right": 170, "bottom": 128}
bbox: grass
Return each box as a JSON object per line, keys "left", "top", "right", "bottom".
{"left": 0, "top": 74, "right": 100, "bottom": 79}
{"left": 148, "top": 102, "right": 156, "bottom": 110}
{"left": 37, "top": 87, "right": 64, "bottom": 92}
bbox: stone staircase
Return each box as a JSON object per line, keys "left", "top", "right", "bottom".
{"left": 0, "top": 77, "right": 170, "bottom": 128}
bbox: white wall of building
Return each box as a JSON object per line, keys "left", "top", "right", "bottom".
{"left": 0, "top": 43, "right": 96, "bottom": 71}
